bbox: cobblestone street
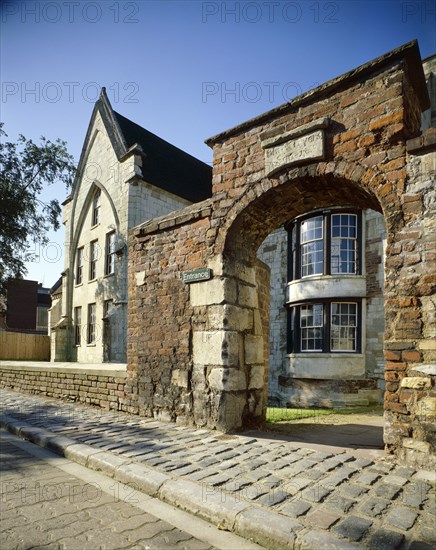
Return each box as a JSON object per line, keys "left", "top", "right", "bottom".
{"left": 0, "top": 430, "right": 260, "bottom": 550}
{"left": 1, "top": 389, "right": 435, "bottom": 549}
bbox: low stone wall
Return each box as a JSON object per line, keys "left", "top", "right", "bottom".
{"left": 276, "top": 377, "right": 382, "bottom": 408}
{"left": 0, "top": 362, "right": 127, "bottom": 412}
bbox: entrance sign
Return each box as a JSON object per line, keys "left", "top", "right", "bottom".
{"left": 182, "top": 268, "right": 212, "bottom": 283}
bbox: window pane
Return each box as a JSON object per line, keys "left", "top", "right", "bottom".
{"left": 76, "top": 248, "right": 84, "bottom": 284}
{"left": 89, "top": 241, "right": 99, "bottom": 280}
{"left": 300, "top": 304, "right": 323, "bottom": 351}
{"left": 331, "top": 302, "right": 357, "bottom": 351}
{"left": 88, "top": 303, "right": 96, "bottom": 344}
{"left": 301, "top": 241, "right": 323, "bottom": 277}
{"left": 92, "top": 189, "right": 101, "bottom": 226}
{"left": 331, "top": 214, "right": 357, "bottom": 274}
{"left": 74, "top": 306, "right": 81, "bottom": 346}
{"left": 105, "top": 232, "right": 116, "bottom": 275}
{"left": 301, "top": 216, "right": 323, "bottom": 244}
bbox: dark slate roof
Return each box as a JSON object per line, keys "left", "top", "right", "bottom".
{"left": 114, "top": 111, "right": 212, "bottom": 203}
{"left": 50, "top": 277, "right": 62, "bottom": 295}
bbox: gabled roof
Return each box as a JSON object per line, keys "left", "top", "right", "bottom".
{"left": 114, "top": 110, "right": 212, "bottom": 203}
{"left": 71, "top": 89, "right": 212, "bottom": 204}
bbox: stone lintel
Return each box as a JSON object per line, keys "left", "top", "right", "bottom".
{"left": 406, "top": 128, "right": 436, "bottom": 154}
{"left": 261, "top": 117, "right": 330, "bottom": 148}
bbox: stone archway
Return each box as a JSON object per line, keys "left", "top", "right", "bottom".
{"left": 127, "top": 41, "right": 434, "bottom": 467}
{"left": 204, "top": 169, "right": 385, "bottom": 431}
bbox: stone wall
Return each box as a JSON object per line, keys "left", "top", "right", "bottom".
{"left": 127, "top": 201, "right": 212, "bottom": 423}
{"left": 364, "top": 210, "right": 386, "bottom": 395}
{"left": 383, "top": 128, "right": 436, "bottom": 469}
{"left": 0, "top": 364, "right": 127, "bottom": 411}
{"left": 257, "top": 228, "right": 288, "bottom": 402}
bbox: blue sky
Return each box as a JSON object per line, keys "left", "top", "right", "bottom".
{"left": 1, "top": 0, "right": 435, "bottom": 287}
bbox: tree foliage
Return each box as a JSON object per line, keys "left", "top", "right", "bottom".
{"left": 0, "top": 123, "right": 76, "bottom": 294}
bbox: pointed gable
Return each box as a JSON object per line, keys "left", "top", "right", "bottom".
{"left": 71, "top": 88, "right": 211, "bottom": 204}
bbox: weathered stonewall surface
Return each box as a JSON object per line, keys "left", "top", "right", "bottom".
{"left": 1, "top": 389, "right": 434, "bottom": 549}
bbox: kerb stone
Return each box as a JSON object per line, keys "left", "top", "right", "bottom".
{"left": 235, "top": 507, "right": 301, "bottom": 550}
{"left": 159, "top": 478, "right": 249, "bottom": 530}
{"left": 115, "top": 463, "right": 170, "bottom": 497}
{"left": 87, "top": 451, "right": 131, "bottom": 476}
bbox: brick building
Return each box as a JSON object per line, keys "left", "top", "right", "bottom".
{"left": 126, "top": 41, "right": 435, "bottom": 467}
{"left": 5, "top": 279, "right": 51, "bottom": 334}
{"left": 52, "top": 46, "right": 434, "bottom": 413}
{"left": 259, "top": 52, "right": 434, "bottom": 410}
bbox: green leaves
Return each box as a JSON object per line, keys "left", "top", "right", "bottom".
{"left": 0, "top": 123, "right": 76, "bottom": 294}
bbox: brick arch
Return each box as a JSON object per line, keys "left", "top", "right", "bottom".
{"left": 215, "top": 165, "right": 385, "bottom": 263}
{"left": 207, "top": 164, "right": 392, "bottom": 435}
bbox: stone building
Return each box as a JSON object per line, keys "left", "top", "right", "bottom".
{"left": 50, "top": 89, "right": 211, "bottom": 362}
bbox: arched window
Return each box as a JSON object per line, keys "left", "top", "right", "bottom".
{"left": 91, "top": 188, "right": 101, "bottom": 227}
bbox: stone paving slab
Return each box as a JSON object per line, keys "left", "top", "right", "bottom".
{"left": 1, "top": 388, "right": 435, "bottom": 549}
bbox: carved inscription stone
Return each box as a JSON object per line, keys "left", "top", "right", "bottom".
{"left": 261, "top": 117, "right": 329, "bottom": 177}
{"left": 264, "top": 129, "right": 325, "bottom": 176}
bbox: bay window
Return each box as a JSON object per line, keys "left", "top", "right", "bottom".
{"left": 287, "top": 210, "right": 361, "bottom": 280}
{"left": 289, "top": 301, "right": 360, "bottom": 354}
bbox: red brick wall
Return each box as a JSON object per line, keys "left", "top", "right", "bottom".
{"left": 127, "top": 203, "right": 211, "bottom": 421}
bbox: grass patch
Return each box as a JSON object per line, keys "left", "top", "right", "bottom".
{"left": 266, "top": 405, "right": 383, "bottom": 423}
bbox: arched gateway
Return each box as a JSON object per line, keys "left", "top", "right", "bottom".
{"left": 128, "top": 41, "right": 435, "bottom": 467}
